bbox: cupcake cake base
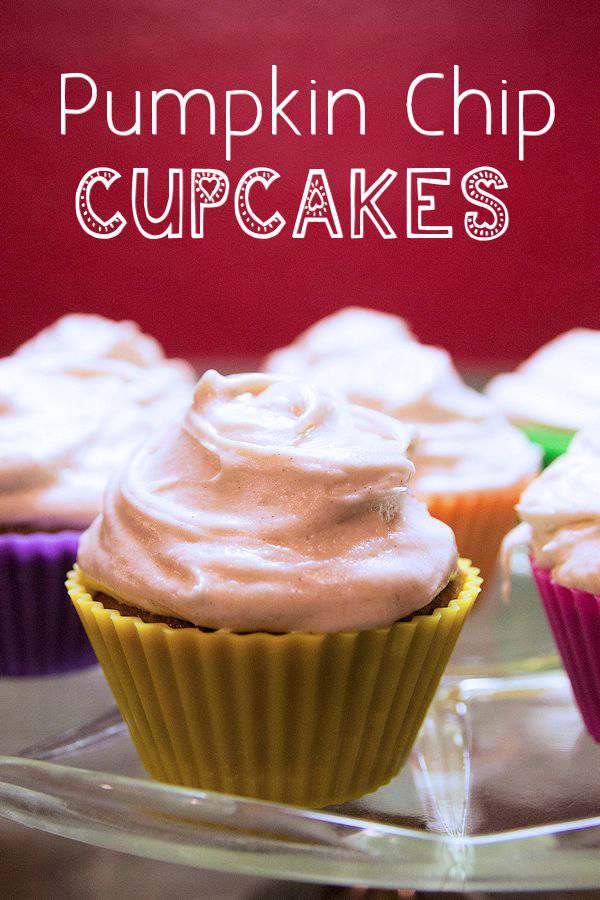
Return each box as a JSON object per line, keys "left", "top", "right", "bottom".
{"left": 68, "top": 561, "right": 481, "bottom": 808}
{"left": 94, "top": 572, "right": 463, "bottom": 629}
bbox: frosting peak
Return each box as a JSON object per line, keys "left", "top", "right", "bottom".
{"left": 78, "top": 370, "right": 458, "bottom": 632}
{"left": 186, "top": 370, "right": 417, "bottom": 473}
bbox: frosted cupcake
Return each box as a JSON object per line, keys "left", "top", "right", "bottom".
{"left": 266, "top": 306, "right": 414, "bottom": 369}
{"left": 508, "top": 419, "right": 600, "bottom": 740}
{"left": 68, "top": 370, "right": 481, "bottom": 807}
{"left": 486, "top": 329, "right": 600, "bottom": 465}
{"left": 265, "top": 307, "right": 540, "bottom": 582}
{"left": 0, "top": 315, "right": 195, "bottom": 676}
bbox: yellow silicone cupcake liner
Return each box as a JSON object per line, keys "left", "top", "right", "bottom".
{"left": 422, "top": 477, "right": 533, "bottom": 585}
{"left": 67, "top": 561, "right": 481, "bottom": 808}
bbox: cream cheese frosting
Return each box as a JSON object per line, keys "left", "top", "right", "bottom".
{"left": 266, "top": 307, "right": 413, "bottom": 374}
{"left": 265, "top": 308, "right": 540, "bottom": 494}
{"left": 78, "top": 370, "right": 458, "bottom": 632}
{"left": 514, "top": 417, "right": 600, "bottom": 594}
{"left": 486, "top": 329, "right": 600, "bottom": 432}
{"left": 0, "top": 315, "right": 195, "bottom": 528}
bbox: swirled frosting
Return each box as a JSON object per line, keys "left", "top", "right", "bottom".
{"left": 265, "top": 308, "right": 540, "bottom": 493}
{"left": 78, "top": 370, "right": 458, "bottom": 632}
{"left": 514, "top": 417, "right": 600, "bottom": 594}
{"left": 0, "top": 315, "right": 195, "bottom": 528}
{"left": 486, "top": 329, "right": 600, "bottom": 432}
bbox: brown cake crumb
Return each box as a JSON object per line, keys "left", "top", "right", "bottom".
{"left": 93, "top": 568, "right": 465, "bottom": 633}
{"left": 96, "top": 593, "right": 209, "bottom": 630}
{"left": 399, "top": 569, "right": 464, "bottom": 621}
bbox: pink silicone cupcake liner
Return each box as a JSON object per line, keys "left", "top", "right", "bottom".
{"left": 0, "top": 531, "right": 96, "bottom": 677}
{"left": 531, "top": 559, "right": 600, "bottom": 741}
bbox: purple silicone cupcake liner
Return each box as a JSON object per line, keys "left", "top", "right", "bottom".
{"left": 0, "top": 531, "right": 97, "bottom": 677}
{"left": 531, "top": 559, "right": 600, "bottom": 742}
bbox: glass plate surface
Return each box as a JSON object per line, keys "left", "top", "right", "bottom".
{"left": 448, "top": 546, "right": 559, "bottom": 677}
{"left": 1, "top": 557, "right": 598, "bottom": 892}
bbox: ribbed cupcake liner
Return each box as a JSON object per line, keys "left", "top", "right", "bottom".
{"left": 519, "top": 424, "right": 573, "bottom": 467}
{"left": 0, "top": 531, "right": 96, "bottom": 677}
{"left": 68, "top": 561, "right": 481, "bottom": 808}
{"left": 423, "top": 478, "right": 532, "bottom": 585}
{"left": 531, "top": 560, "right": 600, "bottom": 742}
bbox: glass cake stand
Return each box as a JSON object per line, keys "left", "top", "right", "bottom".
{"left": 0, "top": 551, "right": 598, "bottom": 893}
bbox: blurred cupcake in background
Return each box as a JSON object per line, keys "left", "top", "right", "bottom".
{"left": 508, "top": 418, "right": 600, "bottom": 741}
{"left": 0, "top": 314, "right": 195, "bottom": 676}
{"left": 266, "top": 306, "right": 414, "bottom": 370}
{"left": 486, "top": 329, "right": 600, "bottom": 466}
{"left": 265, "top": 307, "right": 541, "bottom": 585}
{"left": 69, "top": 369, "right": 481, "bottom": 807}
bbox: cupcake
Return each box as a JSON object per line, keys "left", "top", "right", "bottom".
{"left": 68, "top": 370, "right": 481, "bottom": 807}
{"left": 508, "top": 418, "right": 600, "bottom": 741}
{"left": 265, "top": 307, "right": 540, "bottom": 583}
{"left": 486, "top": 329, "right": 600, "bottom": 465}
{"left": 266, "top": 306, "right": 414, "bottom": 370}
{"left": 0, "top": 315, "right": 195, "bottom": 676}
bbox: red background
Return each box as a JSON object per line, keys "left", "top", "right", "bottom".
{"left": 3, "top": 1, "right": 598, "bottom": 362}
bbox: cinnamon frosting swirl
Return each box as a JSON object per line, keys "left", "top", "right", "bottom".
{"left": 78, "top": 370, "right": 458, "bottom": 631}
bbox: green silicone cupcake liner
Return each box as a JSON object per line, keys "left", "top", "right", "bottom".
{"left": 519, "top": 424, "right": 574, "bottom": 467}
